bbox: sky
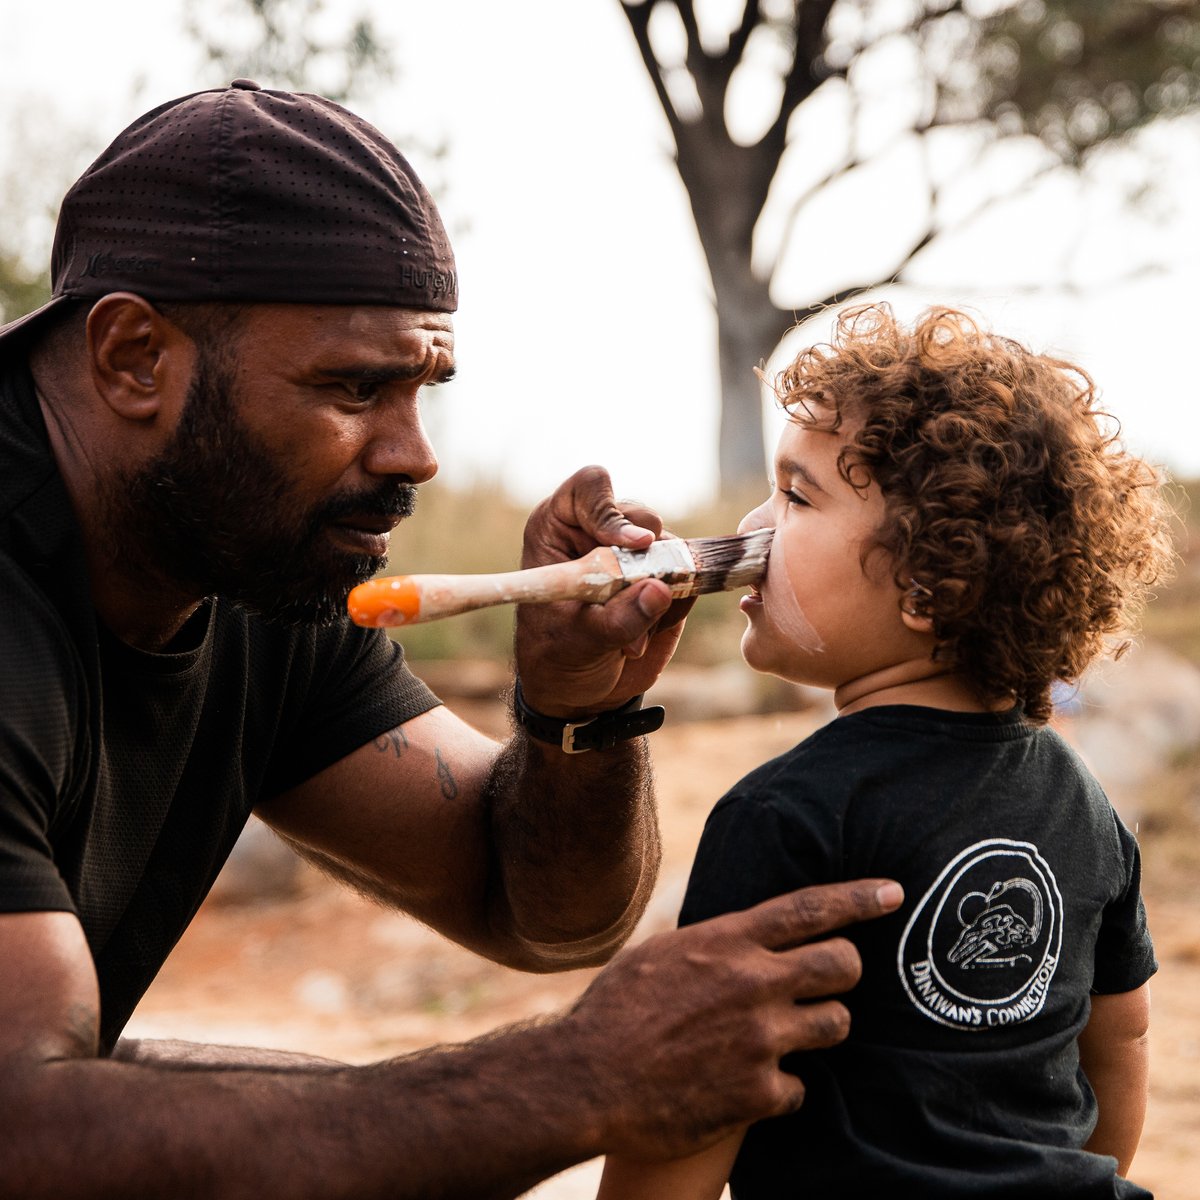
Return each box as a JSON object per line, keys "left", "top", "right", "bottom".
{"left": 3, "top": 0, "right": 1200, "bottom": 519}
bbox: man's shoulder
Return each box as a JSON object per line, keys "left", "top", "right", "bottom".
{"left": 0, "top": 544, "right": 81, "bottom": 652}
{"left": 0, "top": 545, "right": 89, "bottom": 785}
{"left": 0, "top": 353, "right": 58, "bottom": 523}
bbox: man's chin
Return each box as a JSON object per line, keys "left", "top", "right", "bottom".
{"left": 233, "top": 555, "right": 387, "bottom": 627}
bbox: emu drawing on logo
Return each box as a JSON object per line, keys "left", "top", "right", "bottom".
{"left": 897, "top": 839, "right": 1063, "bottom": 1030}
{"left": 947, "top": 878, "right": 1043, "bottom": 969}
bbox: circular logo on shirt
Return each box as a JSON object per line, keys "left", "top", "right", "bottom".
{"left": 896, "top": 838, "right": 1063, "bottom": 1031}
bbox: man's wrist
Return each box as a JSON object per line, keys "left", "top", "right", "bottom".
{"left": 513, "top": 678, "right": 665, "bottom": 754}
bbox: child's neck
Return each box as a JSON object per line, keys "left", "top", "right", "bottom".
{"left": 834, "top": 659, "right": 1001, "bottom": 717}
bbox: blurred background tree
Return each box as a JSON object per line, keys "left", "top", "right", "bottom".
{"left": 618, "top": 0, "right": 1200, "bottom": 489}
{"left": 181, "top": 0, "right": 392, "bottom": 103}
{"left": 0, "top": 117, "right": 95, "bottom": 326}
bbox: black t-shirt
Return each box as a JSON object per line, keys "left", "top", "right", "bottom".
{"left": 0, "top": 354, "right": 440, "bottom": 1050}
{"left": 680, "top": 705, "right": 1155, "bottom": 1199}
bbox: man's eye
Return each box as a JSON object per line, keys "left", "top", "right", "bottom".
{"left": 346, "top": 379, "right": 383, "bottom": 403}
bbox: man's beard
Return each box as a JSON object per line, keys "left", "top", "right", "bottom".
{"left": 104, "top": 350, "right": 416, "bottom": 626}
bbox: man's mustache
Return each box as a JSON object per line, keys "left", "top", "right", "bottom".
{"left": 317, "top": 483, "right": 418, "bottom": 523}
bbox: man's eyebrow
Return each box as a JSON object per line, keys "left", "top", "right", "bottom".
{"left": 776, "top": 456, "right": 827, "bottom": 494}
{"left": 322, "top": 362, "right": 458, "bottom": 385}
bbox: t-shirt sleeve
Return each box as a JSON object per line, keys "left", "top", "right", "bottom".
{"left": 1090, "top": 813, "right": 1157, "bottom": 995}
{"left": 0, "top": 564, "right": 82, "bottom": 914}
{"left": 265, "top": 623, "right": 442, "bottom": 795}
{"left": 679, "top": 765, "right": 839, "bottom": 929}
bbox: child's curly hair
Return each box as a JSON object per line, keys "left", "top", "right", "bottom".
{"left": 766, "top": 303, "right": 1176, "bottom": 724}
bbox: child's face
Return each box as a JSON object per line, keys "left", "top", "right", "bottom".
{"left": 737, "top": 416, "right": 931, "bottom": 692}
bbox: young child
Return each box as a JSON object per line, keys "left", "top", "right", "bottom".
{"left": 599, "top": 304, "right": 1174, "bottom": 1199}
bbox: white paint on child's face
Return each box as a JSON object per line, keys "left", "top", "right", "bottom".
{"left": 735, "top": 418, "right": 917, "bottom": 691}
{"left": 738, "top": 495, "right": 824, "bottom": 653}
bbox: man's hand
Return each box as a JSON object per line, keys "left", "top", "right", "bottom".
{"left": 515, "top": 465, "right": 695, "bottom": 716}
{"left": 564, "top": 878, "right": 905, "bottom": 1161}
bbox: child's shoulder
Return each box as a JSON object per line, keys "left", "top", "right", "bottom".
{"left": 714, "top": 714, "right": 881, "bottom": 815}
{"left": 716, "top": 704, "right": 1062, "bottom": 820}
{"left": 751, "top": 704, "right": 1038, "bottom": 765}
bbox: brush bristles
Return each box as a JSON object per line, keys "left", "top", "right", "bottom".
{"left": 684, "top": 528, "right": 774, "bottom": 594}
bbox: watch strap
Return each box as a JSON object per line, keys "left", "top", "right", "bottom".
{"left": 513, "top": 677, "right": 665, "bottom": 754}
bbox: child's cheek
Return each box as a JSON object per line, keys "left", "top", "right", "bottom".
{"left": 766, "top": 525, "right": 825, "bottom": 653}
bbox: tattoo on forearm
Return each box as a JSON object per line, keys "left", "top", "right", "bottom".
{"left": 435, "top": 747, "right": 458, "bottom": 799}
{"left": 372, "top": 728, "right": 410, "bottom": 758}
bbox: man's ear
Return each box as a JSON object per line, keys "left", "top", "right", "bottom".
{"left": 85, "top": 293, "right": 195, "bottom": 422}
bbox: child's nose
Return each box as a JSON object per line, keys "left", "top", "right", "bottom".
{"left": 738, "top": 499, "right": 772, "bottom": 535}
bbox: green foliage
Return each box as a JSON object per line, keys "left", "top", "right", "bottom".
{"left": 0, "top": 255, "right": 49, "bottom": 329}
{"left": 966, "top": 0, "right": 1200, "bottom": 163}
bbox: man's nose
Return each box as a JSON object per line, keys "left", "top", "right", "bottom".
{"left": 362, "top": 402, "right": 438, "bottom": 484}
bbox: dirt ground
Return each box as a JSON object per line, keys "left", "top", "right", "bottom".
{"left": 128, "top": 703, "right": 1200, "bottom": 1198}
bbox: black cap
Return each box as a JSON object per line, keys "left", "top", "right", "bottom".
{"left": 0, "top": 81, "right": 457, "bottom": 347}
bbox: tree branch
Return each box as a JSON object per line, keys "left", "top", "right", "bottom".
{"left": 757, "top": 0, "right": 838, "bottom": 162}
{"left": 725, "top": 0, "right": 766, "bottom": 72}
{"left": 619, "top": 1, "right": 689, "bottom": 147}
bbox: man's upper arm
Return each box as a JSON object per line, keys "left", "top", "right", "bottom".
{"left": 255, "top": 704, "right": 505, "bottom": 951}
{"left": 0, "top": 910, "right": 100, "bottom": 1069}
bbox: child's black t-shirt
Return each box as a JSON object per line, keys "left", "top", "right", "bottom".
{"left": 680, "top": 705, "right": 1155, "bottom": 1198}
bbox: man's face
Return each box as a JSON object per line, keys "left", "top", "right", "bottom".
{"left": 112, "top": 304, "right": 454, "bottom": 625}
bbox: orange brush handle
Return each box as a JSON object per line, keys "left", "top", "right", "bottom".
{"left": 347, "top": 547, "right": 625, "bottom": 627}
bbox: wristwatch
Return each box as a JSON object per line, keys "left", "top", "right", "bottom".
{"left": 513, "top": 677, "right": 666, "bottom": 754}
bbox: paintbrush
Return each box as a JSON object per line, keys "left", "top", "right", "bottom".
{"left": 346, "top": 528, "right": 773, "bottom": 627}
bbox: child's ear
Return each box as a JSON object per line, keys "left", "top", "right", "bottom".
{"left": 900, "top": 577, "right": 935, "bottom": 634}
{"left": 901, "top": 606, "right": 935, "bottom": 635}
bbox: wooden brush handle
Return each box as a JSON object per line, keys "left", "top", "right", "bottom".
{"left": 348, "top": 546, "right": 625, "bottom": 627}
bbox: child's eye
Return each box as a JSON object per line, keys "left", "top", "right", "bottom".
{"left": 781, "top": 488, "right": 810, "bottom": 508}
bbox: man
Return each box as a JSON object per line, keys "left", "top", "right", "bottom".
{"left": 0, "top": 81, "right": 901, "bottom": 1197}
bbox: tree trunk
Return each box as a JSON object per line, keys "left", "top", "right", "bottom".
{"left": 710, "top": 258, "right": 790, "bottom": 491}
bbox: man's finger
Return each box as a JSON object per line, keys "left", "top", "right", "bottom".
{"left": 775, "top": 937, "right": 863, "bottom": 1000}
{"left": 610, "top": 498, "right": 667, "bottom": 540}
{"left": 554, "top": 466, "right": 659, "bottom": 548}
{"left": 581, "top": 579, "right": 674, "bottom": 648}
{"left": 775, "top": 998, "right": 854, "bottom": 1058}
{"left": 736, "top": 880, "right": 904, "bottom": 951}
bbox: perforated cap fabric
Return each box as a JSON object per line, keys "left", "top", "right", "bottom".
{"left": 0, "top": 79, "right": 457, "bottom": 346}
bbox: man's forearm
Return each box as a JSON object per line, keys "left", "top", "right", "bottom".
{"left": 6, "top": 879, "right": 906, "bottom": 1199}
{"left": 112, "top": 1037, "right": 346, "bottom": 1072}
{"left": 482, "top": 726, "right": 661, "bottom": 967}
{"left": 10, "top": 1018, "right": 601, "bottom": 1200}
